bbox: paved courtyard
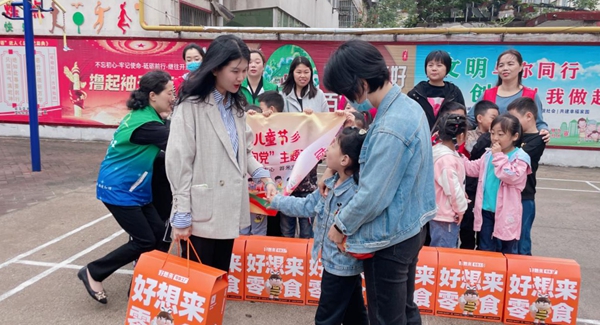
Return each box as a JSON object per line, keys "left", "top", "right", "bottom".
{"left": 0, "top": 136, "right": 599, "bottom": 325}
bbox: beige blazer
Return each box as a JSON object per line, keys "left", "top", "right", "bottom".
{"left": 165, "top": 95, "right": 263, "bottom": 239}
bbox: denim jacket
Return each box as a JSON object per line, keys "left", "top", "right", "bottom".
{"left": 334, "top": 84, "right": 437, "bottom": 254}
{"left": 270, "top": 174, "right": 363, "bottom": 277}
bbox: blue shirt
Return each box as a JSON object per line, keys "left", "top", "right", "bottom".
{"left": 483, "top": 147, "right": 518, "bottom": 212}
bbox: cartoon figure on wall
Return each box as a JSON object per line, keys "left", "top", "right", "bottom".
{"left": 49, "top": 2, "right": 65, "bottom": 34}
{"left": 64, "top": 62, "right": 88, "bottom": 117}
{"left": 117, "top": 1, "right": 132, "bottom": 34}
{"left": 577, "top": 118, "right": 587, "bottom": 143}
{"left": 93, "top": 1, "right": 110, "bottom": 34}
{"left": 586, "top": 122, "right": 597, "bottom": 142}
{"left": 530, "top": 294, "right": 552, "bottom": 324}
{"left": 265, "top": 273, "right": 283, "bottom": 300}
{"left": 459, "top": 286, "right": 479, "bottom": 316}
{"left": 150, "top": 309, "right": 174, "bottom": 325}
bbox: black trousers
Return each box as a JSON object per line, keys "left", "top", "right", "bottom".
{"left": 315, "top": 270, "right": 368, "bottom": 325}
{"left": 460, "top": 191, "right": 478, "bottom": 250}
{"left": 88, "top": 202, "right": 166, "bottom": 282}
{"left": 181, "top": 235, "right": 235, "bottom": 272}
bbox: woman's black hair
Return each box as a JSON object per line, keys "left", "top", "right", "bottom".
{"left": 351, "top": 111, "right": 366, "bottom": 129}
{"left": 250, "top": 49, "right": 266, "bottom": 64}
{"left": 491, "top": 113, "right": 522, "bottom": 147}
{"left": 496, "top": 49, "right": 524, "bottom": 86}
{"left": 126, "top": 70, "right": 171, "bottom": 110}
{"left": 431, "top": 101, "right": 468, "bottom": 135}
{"left": 281, "top": 56, "right": 318, "bottom": 99}
{"left": 436, "top": 113, "right": 468, "bottom": 148}
{"left": 424, "top": 50, "right": 452, "bottom": 77}
{"left": 337, "top": 127, "right": 367, "bottom": 184}
{"left": 323, "top": 39, "right": 389, "bottom": 102}
{"left": 177, "top": 35, "right": 250, "bottom": 116}
{"left": 182, "top": 43, "right": 205, "bottom": 60}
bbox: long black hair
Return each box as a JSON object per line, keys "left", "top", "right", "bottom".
{"left": 281, "top": 56, "right": 318, "bottom": 99}
{"left": 177, "top": 35, "right": 250, "bottom": 116}
{"left": 126, "top": 70, "right": 171, "bottom": 110}
{"left": 337, "top": 127, "right": 367, "bottom": 184}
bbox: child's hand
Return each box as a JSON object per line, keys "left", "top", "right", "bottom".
{"left": 263, "top": 109, "right": 274, "bottom": 117}
{"left": 342, "top": 111, "right": 356, "bottom": 128}
{"left": 491, "top": 142, "right": 502, "bottom": 154}
{"left": 455, "top": 214, "right": 464, "bottom": 225}
{"left": 247, "top": 109, "right": 257, "bottom": 116}
{"left": 303, "top": 108, "right": 314, "bottom": 115}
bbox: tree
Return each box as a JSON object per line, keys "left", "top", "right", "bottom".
{"left": 357, "top": 0, "right": 486, "bottom": 28}
{"left": 571, "top": 0, "right": 600, "bottom": 10}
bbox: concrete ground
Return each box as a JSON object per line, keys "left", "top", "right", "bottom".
{"left": 0, "top": 136, "right": 599, "bottom": 325}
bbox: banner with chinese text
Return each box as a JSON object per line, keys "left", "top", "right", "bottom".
{"left": 415, "top": 44, "right": 600, "bottom": 149}
{"left": 246, "top": 112, "right": 344, "bottom": 216}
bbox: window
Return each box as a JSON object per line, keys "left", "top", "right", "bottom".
{"left": 180, "top": 2, "right": 212, "bottom": 26}
{"left": 338, "top": 0, "right": 359, "bottom": 28}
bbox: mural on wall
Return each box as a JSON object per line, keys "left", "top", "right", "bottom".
{"left": 49, "top": 2, "right": 65, "bottom": 34}
{"left": 93, "top": 1, "right": 110, "bottom": 35}
{"left": 0, "top": 35, "right": 598, "bottom": 149}
{"left": 72, "top": 11, "right": 84, "bottom": 34}
{"left": 415, "top": 45, "right": 600, "bottom": 148}
{"left": 117, "top": 1, "right": 131, "bottom": 34}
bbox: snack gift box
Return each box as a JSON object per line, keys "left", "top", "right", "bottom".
{"left": 435, "top": 248, "right": 507, "bottom": 322}
{"left": 414, "top": 246, "right": 439, "bottom": 315}
{"left": 243, "top": 236, "right": 309, "bottom": 305}
{"left": 227, "top": 236, "right": 248, "bottom": 301}
{"left": 503, "top": 254, "right": 581, "bottom": 325}
{"left": 125, "top": 248, "right": 228, "bottom": 325}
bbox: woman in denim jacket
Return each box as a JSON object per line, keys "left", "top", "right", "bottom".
{"left": 322, "top": 40, "right": 437, "bottom": 325}
{"left": 269, "top": 127, "right": 368, "bottom": 325}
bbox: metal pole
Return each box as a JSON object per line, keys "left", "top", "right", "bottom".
{"left": 23, "top": 0, "right": 41, "bottom": 171}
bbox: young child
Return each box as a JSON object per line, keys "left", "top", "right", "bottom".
{"left": 268, "top": 127, "right": 368, "bottom": 325}
{"left": 465, "top": 100, "right": 499, "bottom": 153}
{"left": 464, "top": 114, "right": 532, "bottom": 254}
{"left": 258, "top": 90, "right": 284, "bottom": 115}
{"left": 408, "top": 50, "right": 465, "bottom": 130}
{"left": 461, "top": 101, "right": 499, "bottom": 250}
{"left": 430, "top": 114, "right": 469, "bottom": 248}
{"left": 507, "top": 97, "right": 546, "bottom": 255}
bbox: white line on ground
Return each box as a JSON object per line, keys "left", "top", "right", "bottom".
{"left": 537, "top": 187, "right": 600, "bottom": 193}
{"left": 577, "top": 319, "right": 600, "bottom": 325}
{"left": 14, "top": 260, "right": 133, "bottom": 275}
{"left": 0, "top": 230, "right": 124, "bottom": 303}
{"left": 586, "top": 181, "right": 600, "bottom": 192}
{"left": 0, "top": 213, "right": 112, "bottom": 270}
{"left": 539, "top": 177, "right": 600, "bottom": 183}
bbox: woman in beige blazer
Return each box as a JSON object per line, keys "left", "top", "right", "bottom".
{"left": 166, "top": 35, "right": 277, "bottom": 272}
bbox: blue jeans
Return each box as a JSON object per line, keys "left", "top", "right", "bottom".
{"left": 518, "top": 200, "right": 535, "bottom": 255}
{"left": 280, "top": 193, "right": 314, "bottom": 238}
{"left": 479, "top": 210, "right": 518, "bottom": 254}
{"left": 429, "top": 220, "right": 459, "bottom": 248}
{"left": 315, "top": 270, "right": 368, "bottom": 325}
{"left": 363, "top": 228, "right": 426, "bottom": 325}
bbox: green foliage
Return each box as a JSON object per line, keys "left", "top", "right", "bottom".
{"left": 571, "top": 0, "right": 599, "bottom": 10}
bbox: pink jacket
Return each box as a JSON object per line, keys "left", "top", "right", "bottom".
{"left": 463, "top": 148, "right": 532, "bottom": 241}
{"left": 432, "top": 144, "right": 468, "bottom": 223}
